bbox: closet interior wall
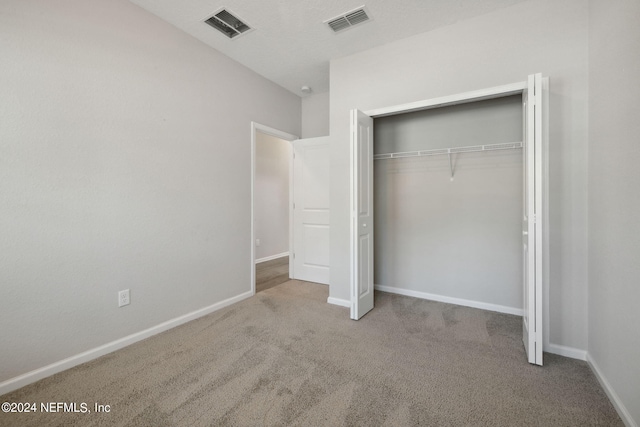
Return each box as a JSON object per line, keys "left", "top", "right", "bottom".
{"left": 373, "top": 95, "right": 524, "bottom": 313}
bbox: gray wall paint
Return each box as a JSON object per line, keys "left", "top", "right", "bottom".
{"left": 330, "top": 0, "right": 589, "bottom": 350}
{"left": 302, "top": 92, "right": 330, "bottom": 138}
{"left": 588, "top": 0, "right": 640, "bottom": 424}
{"left": 255, "top": 132, "right": 290, "bottom": 260}
{"left": 0, "top": 0, "right": 300, "bottom": 383}
{"left": 374, "top": 97, "right": 523, "bottom": 310}
{"left": 374, "top": 97, "right": 522, "bottom": 153}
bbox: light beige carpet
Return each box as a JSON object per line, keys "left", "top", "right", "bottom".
{"left": 0, "top": 281, "right": 622, "bottom": 426}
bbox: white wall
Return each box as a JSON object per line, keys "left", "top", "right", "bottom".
{"left": 330, "top": 0, "right": 589, "bottom": 352}
{"left": 0, "top": 0, "right": 300, "bottom": 386}
{"left": 255, "top": 132, "right": 290, "bottom": 261}
{"left": 302, "top": 92, "right": 330, "bottom": 138}
{"left": 587, "top": 1, "right": 640, "bottom": 425}
{"left": 374, "top": 97, "right": 523, "bottom": 312}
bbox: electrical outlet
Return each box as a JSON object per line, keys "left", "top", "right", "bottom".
{"left": 118, "top": 289, "right": 130, "bottom": 307}
{"left": 256, "top": 239, "right": 261, "bottom": 246}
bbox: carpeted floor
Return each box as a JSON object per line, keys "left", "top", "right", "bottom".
{"left": 0, "top": 281, "right": 622, "bottom": 426}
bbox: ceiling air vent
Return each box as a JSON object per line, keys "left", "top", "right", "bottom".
{"left": 325, "top": 6, "right": 371, "bottom": 33}
{"left": 205, "top": 8, "right": 252, "bottom": 39}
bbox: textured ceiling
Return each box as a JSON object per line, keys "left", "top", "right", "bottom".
{"left": 129, "top": 0, "right": 529, "bottom": 96}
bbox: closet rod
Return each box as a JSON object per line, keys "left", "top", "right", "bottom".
{"left": 373, "top": 141, "right": 523, "bottom": 160}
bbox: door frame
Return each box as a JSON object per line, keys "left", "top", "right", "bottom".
{"left": 353, "top": 77, "right": 549, "bottom": 354}
{"left": 250, "top": 122, "right": 298, "bottom": 295}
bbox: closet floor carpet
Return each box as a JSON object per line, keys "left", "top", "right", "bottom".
{"left": 0, "top": 281, "right": 621, "bottom": 426}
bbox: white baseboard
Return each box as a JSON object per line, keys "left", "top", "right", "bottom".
{"left": 256, "top": 252, "right": 289, "bottom": 264}
{"left": 545, "top": 343, "right": 587, "bottom": 361}
{"left": 0, "top": 291, "right": 253, "bottom": 397}
{"left": 374, "top": 285, "right": 523, "bottom": 316}
{"left": 327, "top": 297, "right": 350, "bottom": 308}
{"left": 587, "top": 353, "right": 638, "bottom": 427}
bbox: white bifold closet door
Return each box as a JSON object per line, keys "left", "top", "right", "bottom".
{"left": 522, "top": 74, "right": 543, "bottom": 366}
{"left": 292, "top": 137, "right": 330, "bottom": 285}
{"left": 350, "top": 109, "right": 374, "bottom": 320}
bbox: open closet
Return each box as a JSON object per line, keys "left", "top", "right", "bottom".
{"left": 349, "top": 75, "right": 546, "bottom": 365}
{"left": 373, "top": 95, "right": 523, "bottom": 314}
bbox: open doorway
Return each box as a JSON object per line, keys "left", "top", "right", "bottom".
{"left": 251, "top": 123, "right": 332, "bottom": 294}
{"left": 250, "top": 123, "right": 298, "bottom": 295}
{"left": 254, "top": 130, "right": 291, "bottom": 293}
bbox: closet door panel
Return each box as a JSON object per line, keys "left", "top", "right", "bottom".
{"left": 522, "top": 73, "right": 543, "bottom": 366}
{"left": 350, "top": 109, "right": 374, "bottom": 320}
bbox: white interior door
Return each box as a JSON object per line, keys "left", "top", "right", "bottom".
{"left": 292, "top": 137, "right": 330, "bottom": 284}
{"left": 350, "top": 109, "right": 374, "bottom": 320}
{"left": 522, "top": 73, "right": 544, "bottom": 365}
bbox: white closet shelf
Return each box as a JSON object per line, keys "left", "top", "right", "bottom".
{"left": 373, "top": 141, "right": 523, "bottom": 160}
